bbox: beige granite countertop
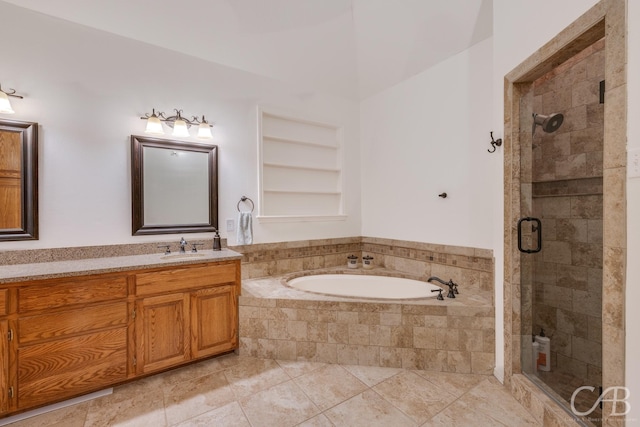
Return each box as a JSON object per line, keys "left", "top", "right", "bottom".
{"left": 0, "top": 249, "right": 242, "bottom": 283}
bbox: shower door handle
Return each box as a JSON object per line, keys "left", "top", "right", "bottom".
{"left": 517, "top": 217, "right": 542, "bottom": 253}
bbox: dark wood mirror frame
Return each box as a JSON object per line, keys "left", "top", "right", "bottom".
{"left": 0, "top": 119, "right": 38, "bottom": 241}
{"left": 131, "top": 135, "right": 218, "bottom": 235}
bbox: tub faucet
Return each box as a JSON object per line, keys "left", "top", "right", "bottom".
{"left": 427, "top": 276, "right": 458, "bottom": 298}
{"left": 179, "top": 237, "right": 188, "bottom": 253}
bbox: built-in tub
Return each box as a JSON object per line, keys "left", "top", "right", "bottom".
{"left": 287, "top": 274, "right": 441, "bottom": 299}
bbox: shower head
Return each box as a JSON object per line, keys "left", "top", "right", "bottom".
{"left": 532, "top": 113, "right": 564, "bottom": 135}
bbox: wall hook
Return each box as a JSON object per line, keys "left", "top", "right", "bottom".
{"left": 488, "top": 131, "right": 502, "bottom": 153}
{"left": 438, "top": 193, "right": 447, "bottom": 198}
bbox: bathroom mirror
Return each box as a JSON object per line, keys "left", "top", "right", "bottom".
{"left": 0, "top": 118, "right": 38, "bottom": 241}
{"left": 131, "top": 135, "right": 218, "bottom": 235}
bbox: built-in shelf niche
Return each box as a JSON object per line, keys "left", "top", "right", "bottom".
{"left": 259, "top": 109, "right": 344, "bottom": 220}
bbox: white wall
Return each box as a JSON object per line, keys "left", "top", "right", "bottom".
{"left": 360, "top": 37, "right": 494, "bottom": 249}
{"left": 0, "top": 2, "right": 361, "bottom": 250}
{"left": 626, "top": 0, "right": 640, "bottom": 422}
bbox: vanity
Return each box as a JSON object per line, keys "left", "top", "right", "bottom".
{"left": 0, "top": 250, "right": 241, "bottom": 417}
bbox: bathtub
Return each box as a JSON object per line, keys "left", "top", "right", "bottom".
{"left": 286, "top": 274, "right": 442, "bottom": 299}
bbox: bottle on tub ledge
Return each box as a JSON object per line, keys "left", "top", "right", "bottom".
{"left": 362, "top": 255, "right": 374, "bottom": 270}
{"left": 535, "top": 328, "right": 551, "bottom": 372}
{"left": 347, "top": 255, "right": 358, "bottom": 269}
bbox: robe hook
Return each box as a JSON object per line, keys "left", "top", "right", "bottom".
{"left": 488, "top": 132, "right": 502, "bottom": 153}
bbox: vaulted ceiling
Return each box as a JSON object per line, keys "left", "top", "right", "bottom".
{"left": 2, "top": 0, "right": 492, "bottom": 100}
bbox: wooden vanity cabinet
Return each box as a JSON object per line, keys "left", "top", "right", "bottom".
{"left": 134, "top": 261, "right": 239, "bottom": 375}
{"left": 0, "top": 289, "right": 8, "bottom": 415}
{"left": 0, "top": 258, "right": 240, "bottom": 417}
{"left": 0, "top": 319, "right": 8, "bottom": 416}
{"left": 13, "top": 275, "right": 129, "bottom": 411}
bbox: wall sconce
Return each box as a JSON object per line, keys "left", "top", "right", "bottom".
{"left": 140, "top": 108, "right": 213, "bottom": 139}
{"left": 0, "top": 84, "right": 24, "bottom": 114}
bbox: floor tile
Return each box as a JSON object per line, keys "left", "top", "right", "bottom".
{"left": 342, "top": 364, "right": 403, "bottom": 387}
{"left": 412, "top": 369, "right": 487, "bottom": 398}
{"left": 2, "top": 401, "right": 90, "bottom": 427}
{"left": 459, "top": 378, "right": 539, "bottom": 426}
{"left": 223, "top": 357, "right": 291, "bottom": 398}
{"left": 171, "top": 401, "right": 251, "bottom": 427}
{"left": 296, "top": 413, "right": 335, "bottom": 427}
{"left": 294, "top": 364, "right": 368, "bottom": 411}
{"left": 163, "top": 370, "right": 236, "bottom": 425}
{"left": 240, "top": 380, "right": 321, "bottom": 426}
{"left": 276, "top": 359, "right": 327, "bottom": 378}
{"left": 428, "top": 378, "right": 538, "bottom": 426}
{"left": 83, "top": 386, "right": 166, "bottom": 427}
{"left": 373, "top": 370, "right": 458, "bottom": 424}
{"left": 154, "top": 353, "right": 241, "bottom": 388}
{"left": 1, "top": 356, "right": 543, "bottom": 427}
{"left": 324, "top": 390, "right": 417, "bottom": 427}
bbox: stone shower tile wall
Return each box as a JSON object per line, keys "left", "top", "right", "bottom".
{"left": 532, "top": 38, "right": 604, "bottom": 182}
{"left": 530, "top": 39, "right": 604, "bottom": 385}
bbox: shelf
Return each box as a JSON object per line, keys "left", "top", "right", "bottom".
{"left": 263, "top": 135, "right": 338, "bottom": 150}
{"left": 257, "top": 214, "right": 347, "bottom": 223}
{"left": 260, "top": 109, "right": 343, "bottom": 220}
{"left": 263, "top": 162, "right": 340, "bottom": 173}
{"left": 263, "top": 189, "right": 342, "bottom": 195}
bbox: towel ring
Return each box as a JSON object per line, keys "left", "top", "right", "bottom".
{"left": 237, "top": 196, "right": 255, "bottom": 212}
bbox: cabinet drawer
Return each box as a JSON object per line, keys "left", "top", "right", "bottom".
{"left": 136, "top": 263, "right": 237, "bottom": 296}
{"left": 18, "top": 276, "right": 127, "bottom": 313}
{"left": 0, "top": 289, "right": 7, "bottom": 316}
{"left": 18, "top": 302, "right": 128, "bottom": 345}
{"left": 18, "top": 328, "right": 127, "bottom": 409}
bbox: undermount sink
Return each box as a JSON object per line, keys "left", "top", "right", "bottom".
{"left": 161, "top": 253, "right": 206, "bottom": 260}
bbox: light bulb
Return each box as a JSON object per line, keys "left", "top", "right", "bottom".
{"left": 172, "top": 119, "right": 190, "bottom": 137}
{"left": 197, "top": 122, "right": 213, "bottom": 139}
{"left": 0, "top": 91, "right": 15, "bottom": 114}
{"left": 145, "top": 115, "right": 164, "bottom": 134}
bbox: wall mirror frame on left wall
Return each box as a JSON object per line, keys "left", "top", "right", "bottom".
{"left": 131, "top": 135, "right": 218, "bottom": 235}
{"left": 0, "top": 118, "right": 38, "bottom": 241}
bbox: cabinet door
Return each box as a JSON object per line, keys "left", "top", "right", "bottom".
{"left": 191, "top": 284, "right": 238, "bottom": 359}
{"left": 136, "top": 293, "right": 190, "bottom": 375}
{"left": 17, "top": 329, "right": 127, "bottom": 410}
{"left": 0, "top": 320, "right": 8, "bottom": 415}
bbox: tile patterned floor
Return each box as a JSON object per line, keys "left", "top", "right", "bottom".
{"left": 6, "top": 355, "right": 540, "bottom": 427}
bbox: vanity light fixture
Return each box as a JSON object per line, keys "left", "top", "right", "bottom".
{"left": 0, "top": 84, "right": 24, "bottom": 114}
{"left": 141, "top": 108, "right": 213, "bottom": 139}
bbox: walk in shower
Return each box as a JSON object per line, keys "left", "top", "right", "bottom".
{"left": 519, "top": 39, "right": 605, "bottom": 426}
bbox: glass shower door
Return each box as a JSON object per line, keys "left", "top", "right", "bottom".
{"left": 519, "top": 38, "right": 605, "bottom": 427}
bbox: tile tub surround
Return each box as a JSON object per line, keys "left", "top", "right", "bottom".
{"left": 239, "top": 270, "right": 495, "bottom": 374}
{"left": 231, "top": 236, "right": 494, "bottom": 295}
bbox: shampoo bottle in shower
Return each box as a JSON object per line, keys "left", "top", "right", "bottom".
{"left": 532, "top": 341, "right": 540, "bottom": 373}
{"left": 535, "top": 329, "right": 551, "bottom": 372}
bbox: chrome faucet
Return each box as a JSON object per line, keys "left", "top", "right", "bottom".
{"left": 179, "top": 237, "right": 188, "bottom": 253}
